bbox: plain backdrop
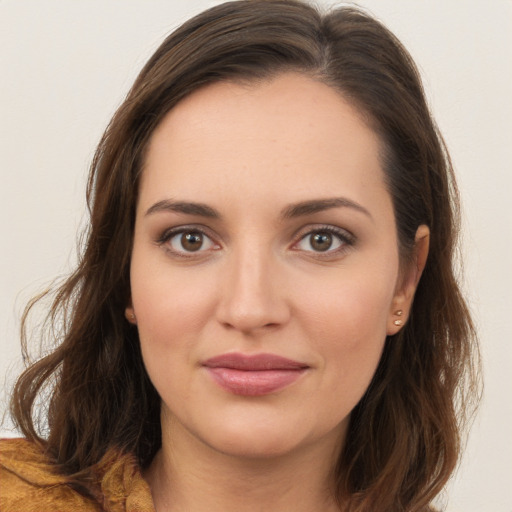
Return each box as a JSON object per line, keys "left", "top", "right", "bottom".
{"left": 1, "top": 1, "right": 511, "bottom": 511}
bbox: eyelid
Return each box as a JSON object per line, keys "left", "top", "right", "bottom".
{"left": 155, "top": 223, "right": 355, "bottom": 258}
{"left": 290, "top": 224, "right": 356, "bottom": 254}
{"left": 156, "top": 224, "right": 221, "bottom": 257}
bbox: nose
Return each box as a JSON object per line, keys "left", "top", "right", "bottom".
{"left": 215, "top": 244, "right": 291, "bottom": 334}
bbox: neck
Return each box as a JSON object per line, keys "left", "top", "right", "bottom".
{"left": 145, "top": 416, "right": 344, "bottom": 512}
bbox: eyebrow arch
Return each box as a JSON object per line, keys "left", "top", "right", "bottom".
{"left": 281, "top": 197, "right": 373, "bottom": 220}
{"left": 145, "top": 199, "right": 221, "bottom": 219}
{"left": 145, "top": 197, "right": 371, "bottom": 221}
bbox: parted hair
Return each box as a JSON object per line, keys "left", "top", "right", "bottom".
{"left": 11, "top": 1, "right": 480, "bottom": 511}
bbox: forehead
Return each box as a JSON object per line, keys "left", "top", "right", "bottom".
{"left": 140, "top": 73, "right": 389, "bottom": 213}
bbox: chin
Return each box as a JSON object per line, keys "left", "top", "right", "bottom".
{"left": 206, "top": 429, "right": 306, "bottom": 460}
{"left": 192, "top": 411, "right": 346, "bottom": 462}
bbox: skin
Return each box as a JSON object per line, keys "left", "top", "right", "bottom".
{"left": 126, "top": 73, "right": 429, "bottom": 512}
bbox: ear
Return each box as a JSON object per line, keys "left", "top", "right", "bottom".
{"left": 387, "top": 225, "right": 430, "bottom": 335}
{"left": 125, "top": 303, "right": 137, "bottom": 325}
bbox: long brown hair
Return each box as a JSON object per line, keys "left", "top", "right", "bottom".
{"left": 10, "top": 1, "right": 480, "bottom": 510}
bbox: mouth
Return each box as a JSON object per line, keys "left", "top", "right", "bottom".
{"left": 202, "top": 353, "right": 309, "bottom": 396}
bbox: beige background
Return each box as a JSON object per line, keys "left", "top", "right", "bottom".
{"left": 1, "top": 1, "right": 511, "bottom": 510}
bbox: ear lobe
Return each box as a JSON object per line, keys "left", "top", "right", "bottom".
{"left": 387, "top": 224, "right": 430, "bottom": 335}
{"left": 125, "top": 306, "right": 137, "bottom": 325}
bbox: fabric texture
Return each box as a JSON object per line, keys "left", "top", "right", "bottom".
{"left": 0, "top": 438, "right": 155, "bottom": 512}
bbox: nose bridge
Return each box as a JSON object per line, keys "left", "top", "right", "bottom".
{"left": 217, "top": 236, "right": 288, "bottom": 332}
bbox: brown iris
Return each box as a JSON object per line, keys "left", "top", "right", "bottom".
{"left": 181, "top": 232, "right": 204, "bottom": 251}
{"left": 310, "top": 232, "right": 333, "bottom": 252}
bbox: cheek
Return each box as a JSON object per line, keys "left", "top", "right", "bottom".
{"left": 293, "top": 266, "right": 395, "bottom": 392}
{"left": 295, "top": 263, "right": 394, "bottom": 337}
{"left": 130, "top": 265, "right": 221, "bottom": 416}
{"left": 130, "top": 259, "right": 217, "bottom": 362}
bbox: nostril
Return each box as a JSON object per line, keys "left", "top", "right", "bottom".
{"left": 220, "top": 319, "right": 283, "bottom": 335}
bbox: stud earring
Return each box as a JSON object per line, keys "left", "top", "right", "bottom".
{"left": 125, "top": 309, "right": 137, "bottom": 323}
{"left": 393, "top": 310, "right": 403, "bottom": 326}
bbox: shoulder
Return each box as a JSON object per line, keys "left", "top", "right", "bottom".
{"left": 0, "top": 438, "right": 154, "bottom": 512}
{"left": 0, "top": 437, "right": 100, "bottom": 511}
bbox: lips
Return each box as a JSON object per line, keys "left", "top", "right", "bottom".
{"left": 203, "top": 353, "right": 309, "bottom": 396}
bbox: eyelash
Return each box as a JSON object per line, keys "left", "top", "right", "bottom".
{"left": 156, "top": 225, "right": 219, "bottom": 259}
{"left": 156, "top": 224, "right": 355, "bottom": 258}
{"left": 292, "top": 224, "right": 356, "bottom": 257}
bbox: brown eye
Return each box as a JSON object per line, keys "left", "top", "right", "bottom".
{"left": 309, "top": 232, "right": 333, "bottom": 252}
{"left": 166, "top": 229, "right": 216, "bottom": 254}
{"left": 295, "top": 228, "right": 349, "bottom": 254}
{"left": 181, "top": 232, "right": 204, "bottom": 251}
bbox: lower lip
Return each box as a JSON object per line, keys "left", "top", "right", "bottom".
{"left": 205, "top": 367, "right": 306, "bottom": 396}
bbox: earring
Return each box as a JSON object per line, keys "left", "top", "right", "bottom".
{"left": 125, "top": 309, "right": 137, "bottom": 323}
{"left": 393, "top": 310, "right": 403, "bottom": 326}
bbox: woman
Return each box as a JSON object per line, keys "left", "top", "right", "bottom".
{"left": 0, "top": 1, "right": 480, "bottom": 511}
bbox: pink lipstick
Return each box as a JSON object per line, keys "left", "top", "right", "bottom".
{"left": 203, "top": 353, "right": 309, "bottom": 396}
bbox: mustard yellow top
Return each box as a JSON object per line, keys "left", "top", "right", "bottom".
{"left": 0, "top": 438, "right": 155, "bottom": 512}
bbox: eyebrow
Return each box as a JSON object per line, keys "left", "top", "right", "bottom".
{"left": 145, "top": 196, "right": 372, "bottom": 221}
{"left": 280, "top": 197, "right": 373, "bottom": 220}
{"left": 145, "top": 199, "right": 220, "bottom": 218}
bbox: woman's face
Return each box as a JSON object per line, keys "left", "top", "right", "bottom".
{"left": 128, "top": 73, "right": 413, "bottom": 460}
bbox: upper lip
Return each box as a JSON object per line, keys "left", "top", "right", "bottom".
{"left": 203, "top": 353, "right": 309, "bottom": 371}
